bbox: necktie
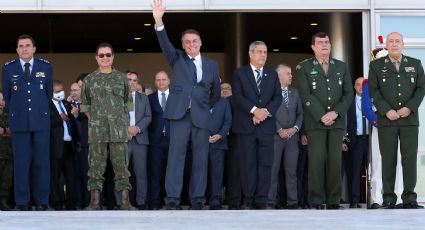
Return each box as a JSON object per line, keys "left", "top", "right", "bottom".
{"left": 58, "top": 101, "right": 72, "bottom": 136}
{"left": 24, "top": 62, "right": 30, "bottom": 81}
{"left": 191, "top": 58, "right": 198, "bottom": 83}
{"left": 321, "top": 61, "right": 328, "bottom": 75}
{"left": 161, "top": 92, "right": 167, "bottom": 133}
{"left": 362, "top": 115, "right": 367, "bottom": 135}
{"left": 282, "top": 89, "right": 289, "bottom": 108}
{"left": 393, "top": 61, "right": 400, "bottom": 72}
{"left": 161, "top": 92, "right": 166, "bottom": 111}
{"left": 255, "top": 69, "right": 262, "bottom": 92}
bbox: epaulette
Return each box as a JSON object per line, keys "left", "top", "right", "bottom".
{"left": 296, "top": 58, "right": 311, "bottom": 70}
{"left": 38, "top": 58, "right": 50, "bottom": 64}
{"left": 4, "top": 59, "right": 17, "bottom": 66}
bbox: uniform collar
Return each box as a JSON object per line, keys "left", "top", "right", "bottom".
{"left": 19, "top": 57, "right": 34, "bottom": 68}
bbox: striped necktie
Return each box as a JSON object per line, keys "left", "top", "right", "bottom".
{"left": 255, "top": 69, "right": 262, "bottom": 92}
{"left": 282, "top": 89, "right": 289, "bottom": 107}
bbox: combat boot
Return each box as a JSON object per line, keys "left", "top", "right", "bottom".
{"left": 85, "top": 190, "right": 101, "bottom": 210}
{"left": 119, "top": 190, "right": 137, "bottom": 210}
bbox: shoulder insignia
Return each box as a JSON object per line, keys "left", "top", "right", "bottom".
{"left": 38, "top": 58, "right": 50, "bottom": 64}
{"left": 330, "top": 59, "right": 335, "bottom": 64}
{"left": 296, "top": 65, "right": 301, "bottom": 70}
{"left": 4, "top": 59, "right": 17, "bottom": 66}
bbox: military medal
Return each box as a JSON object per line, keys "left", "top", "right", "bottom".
{"left": 13, "top": 85, "right": 17, "bottom": 91}
{"left": 312, "top": 81, "right": 316, "bottom": 90}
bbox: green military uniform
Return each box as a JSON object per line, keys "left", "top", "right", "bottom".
{"left": 0, "top": 110, "right": 13, "bottom": 202}
{"left": 80, "top": 69, "right": 133, "bottom": 192}
{"left": 368, "top": 55, "right": 425, "bottom": 205}
{"left": 296, "top": 57, "right": 353, "bottom": 207}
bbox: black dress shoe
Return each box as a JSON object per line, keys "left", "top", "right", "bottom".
{"left": 209, "top": 204, "right": 222, "bottom": 210}
{"left": 395, "top": 203, "right": 404, "bottom": 209}
{"left": 191, "top": 202, "right": 204, "bottom": 210}
{"left": 403, "top": 202, "right": 424, "bottom": 209}
{"left": 381, "top": 202, "right": 396, "bottom": 209}
{"left": 35, "top": 205, "right": 52, "bottom": 211}
{"left": 137, "top": 204, "right": 146, "bottom": 210}
{"left": 165, "top": 202, "right": 178, "bottom": 210}
{"left": 241, "top": 204, "right": 255, "bottom": 210}
{"left": 313, "top": 204, "right": 326, "bottom": 210}
{"left": 287, "top": 204, "right": 299, "bottom": 210}
{"left": 327, "top": 204, "right": 343, "bottom": 210}
{"left": 14, "top": 205, "right": 30, "bottom": 211}
{"left": 369, "top": 203, "right": 381, "bottom": 209}
{"left": 349, "top": 203, "right": 362, "bottom": 208}
{"left": 228, "top": 204, "right": 240, "bottom": 210}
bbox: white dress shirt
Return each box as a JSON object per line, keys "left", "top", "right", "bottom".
{"left": 52, "top": 99, "right": 72, "bottom": 141}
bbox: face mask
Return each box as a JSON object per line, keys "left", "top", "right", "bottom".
{"left": 54, "top": 91, "right": 65, "bottom": 101}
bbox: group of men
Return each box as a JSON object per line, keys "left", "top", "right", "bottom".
{"left": 1, "top": 0, "right": 424, "bottom": 211}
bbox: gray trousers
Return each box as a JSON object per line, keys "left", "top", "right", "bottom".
{"left": 115, "top": 139, "right": 148, "bottom": 206}
{"left": 268, "top": 133, "right": 299, "bottom": 205}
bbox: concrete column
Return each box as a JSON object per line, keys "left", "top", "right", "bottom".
{"left": 223, "top": 13, "right": 246, "bottom": 83}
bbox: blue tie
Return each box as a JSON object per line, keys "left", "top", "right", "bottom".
{"left": 191, "top": 58, "right": 198, "bottom": 83}
{"left": 58, "top": 101, "right": 72, "bottom": 136}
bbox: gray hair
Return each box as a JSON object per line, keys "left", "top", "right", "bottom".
{"left": 275, "top": 64, "right": 291, "bottom": 73}
{"left": 249, "top": 41, "right": 267, "bottom": 52}
{"left": 386, "top": 32, "right": 404, "bottom": 43}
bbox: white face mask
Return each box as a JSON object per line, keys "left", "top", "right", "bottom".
{"left": 53, "top": 90, "right": 65, "bottom": 101}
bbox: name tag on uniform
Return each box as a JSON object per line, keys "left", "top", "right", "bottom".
{"left": 36, "top": 72, "right": 46, "bottom": 78}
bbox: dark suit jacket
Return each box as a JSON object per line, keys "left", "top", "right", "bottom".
{"left": 209, "top": 98, "right": 232, "bottom": 150}
{"left": 132, "top": 92, "right": 151, "bottom": 145}
{"left": 148, "top": 91, "right": 170, "bottom": 146}
{"left": 2, "top": 58, "right": 53, "bottom": 132}
{"left": 345, "top": 97, "right": 366, "bottom": 150}
{"left": 231, "top": 65, "right": 282, "bottom": 135}
{"left": 50, "top": 100, "right": 79, "bottom": 159}
{"left": 156, "top": 28, "right": 221, "bottom": 129}
{"left": 274, "top": 87, "right": 303, "bottom": 140}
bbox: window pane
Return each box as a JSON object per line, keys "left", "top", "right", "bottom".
{"left": 381, "top": 16, "right": 425, "bottom": 38}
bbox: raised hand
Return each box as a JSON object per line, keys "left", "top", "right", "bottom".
{"left": 151, "top": 0, "right": 165, "bottom": 26}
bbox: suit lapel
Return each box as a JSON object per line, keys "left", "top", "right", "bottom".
{"left": 398, "top": 55, "right": 409, "bottom": 74}
{"left": 245, "top": 66, "right": 260, "bottom": 95}
{"left": 327, "top": 59, "right": 336, "bottom": 78}
{"left": 184, "top": 55, "right": 197, "bottom": 84}
{"left": 134, "top": 92, "right": 140, "bottom": 118}
{"left": 383, "top": 55, "right": 398, "bottom": 74}
{"left": 201, "top": 56, "right": 207, "bottom": 83}
{"left": 312, "top": 58, "right": 326, "bottom": 78}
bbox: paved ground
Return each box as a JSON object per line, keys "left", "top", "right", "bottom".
{"left": 0, "top": 207, "right": 424, "bottom": 230}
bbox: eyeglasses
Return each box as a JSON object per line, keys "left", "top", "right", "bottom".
{"left": 97, "top": 53, "right": 113, "bottom": 58}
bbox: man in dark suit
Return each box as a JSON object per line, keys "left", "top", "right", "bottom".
{"left": 2, "top": 34, "right": 53, "bottom": 211}
{"left": 231, "top": 41, "right": 282, "bottom": 209}
{"left": 147, "top": 70, "right": 170, "bottom": 210}
{"left": 267, "top": 64, "right": 303, "bottom": 209}
{"left": 343, "top": 77, "right": 368, "bottom": 208}
{"left": 208, "top": 94, "right": 232, "bottom": 210}
{"left": 152, "top": 0, "right": 221, "bottom": 209}
{"left": 50, "top": 80, "right": 79, "bottom": 210}
{"left": 368, "top": 32, "right": 425, "bottom": 209}
{"left": 124, "top": 70, "right": 151, "bottom": 210}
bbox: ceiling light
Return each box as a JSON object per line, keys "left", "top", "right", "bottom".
{"left": 134, "top": 37, "right": 142, "bottom": 40}
{"left": 290, "top": 36, "right": 298, "bottom": 40}
{"left": 310, "top": 23, "right": 318, "bottom": 26}
{"left": 272, "top": 49, "right": 280, "bottom": 52}
{"left": 127, "top": 48, "right": 134, "bottom": 52}
{"left": 144, "top": 23, "right": 151, "bottom": 27}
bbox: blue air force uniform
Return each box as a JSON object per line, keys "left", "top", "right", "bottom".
{"left": 2, "top": 58, "right": 53, "bottom": 207}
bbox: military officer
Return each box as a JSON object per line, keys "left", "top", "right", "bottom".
{"left": 80, "top": 43, "right": 135, "bottom": 210}
{"left": 296, "top": 32, "right": 353, "bottom": 210}
{"left": 368, "top": 32, "right": 425, "bottom": 209}
{"left": 2, "top": 35, "right": 53, "bottom": 211}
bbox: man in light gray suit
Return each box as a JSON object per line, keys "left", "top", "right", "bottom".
{"left": 124, "top": 70, "right": 152, "bottom": 210}
{"left": 152, "top": 0, "right": 221, "bottom": 209}
{"left": 268, "top": 64, "right": 303, "bottom": 209}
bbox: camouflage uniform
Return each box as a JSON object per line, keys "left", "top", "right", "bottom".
{"left": 0, "top": 110, "right": 13, "bottom": 200}
{"left": 80, "top": 69, "right": 133, "bottom": 192}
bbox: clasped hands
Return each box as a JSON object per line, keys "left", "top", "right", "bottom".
{"left": 321, "top": 111, "right": 338, "bottom": 126}
{"left": 386, "top": 107, "right": 411, "bottom": 121}
{"left": 278, "top": 127, "right": 297, "bottom": 139}
{"left": 127, "top": 126, "right": 140, "bottom": 140}
{"left": 252, "top": 108, "right": 270, "bottom": 125}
